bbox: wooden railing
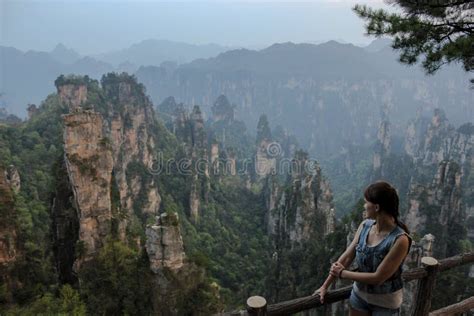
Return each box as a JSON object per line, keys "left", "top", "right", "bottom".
{"left": 218, "top": 252, "right": 474, "bottom": 316}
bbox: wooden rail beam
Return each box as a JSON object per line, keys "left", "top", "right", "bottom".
{"left": 429, "top": 296, "right": 474, "bottom": 316}
{"left": 438, "top": 252, "right": 474, "bottom": 272}
{"left": 266, "top": 285, "right": 352, "bottom": 315}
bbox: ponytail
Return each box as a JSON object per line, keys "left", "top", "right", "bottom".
{"left": 395, "top": 217, "right": 410, "bottom": 234}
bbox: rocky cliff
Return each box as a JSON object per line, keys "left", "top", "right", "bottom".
{"left": 165, "top": 103, "right": 211, "bottom": 222}
{"left": 264, "top": 150, "right": 335, "bottom": 301}
{"left": 265, "top": 151, "right": 335, "bottom": 243}
{"left": 101, "top": 75, "right": 162, "bottom": 239}
{"left": 402, "top": 110, "right": 473, "bottom": 257}
{"left": 146, "top": 212, "right": 185, "bottom": 272}
{"left": 63, "top": 110, "right": 114, "bottom": 267}
{"left": 51, "top": 160, "right": 79, "bottom": 284}
{"left": 55, "top": 75, "right": 172, "bottom": 273}
{"left": 211, "top": 95, "right": 235, "bottom": 123}
{"left": 57, "top": 83, "right": 87, "bottom": 111}
{"left": 372, "top": 120, "right": 391, "bottom": 178}
{"left": 255, "top": 115, "right": 276, "bottom": 179}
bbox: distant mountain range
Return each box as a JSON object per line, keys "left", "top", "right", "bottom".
{"left": 135, "top": 40, "right": 472, "bottom": 158}
{"left": 0, "top": 46, "right": 113, "bottom": 117}
{"left": 183, "top": 40, "right": 391, "bottom": 78}
{"left": 0, "top": 40, "right": 234, "bottom": 117}
{"left": 92, "top": 39, "right": 234, "bottom": 67}
{"left": 1, "top": 38, "right": 471, "bottom": 123}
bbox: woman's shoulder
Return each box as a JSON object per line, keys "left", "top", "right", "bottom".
{"left": 390, "top": 229, "right": 412, "bottom": 252}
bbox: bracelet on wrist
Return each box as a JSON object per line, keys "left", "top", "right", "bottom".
{"left": 338, "top": 269, "right": 345, "bottom": 279}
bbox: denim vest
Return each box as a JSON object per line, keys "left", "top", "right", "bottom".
{"left": 354, "top": 219, "right": 410, "bottom": 294}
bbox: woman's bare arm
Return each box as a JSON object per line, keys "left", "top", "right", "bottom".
{"left": 318, "top": 220, "right": 366, "bottom": 289}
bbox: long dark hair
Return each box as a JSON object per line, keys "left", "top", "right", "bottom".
{"left": 364, "top": 181, "right": 410, "bottom": 234}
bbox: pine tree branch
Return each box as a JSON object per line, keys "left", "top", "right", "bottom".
{"left": 354, "top": 1, "right": 473, "bottom": 83}
{"left": 395, "top": 0, "right": 473, "bottom": 10}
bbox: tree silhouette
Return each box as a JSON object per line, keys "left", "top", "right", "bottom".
{"left": 354, "top": 0, "right": 473, "bottom": 83}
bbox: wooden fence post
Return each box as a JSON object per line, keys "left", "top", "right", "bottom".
{"left": 411, "top": 257, "right": 439, "bottom": 316}
{"left": 247, "top": 296, "right": 267, "bottom": 316}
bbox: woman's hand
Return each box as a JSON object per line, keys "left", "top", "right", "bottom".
{"left": 329, "top": 262, "right": 345, "bottom": 278}
{"left": 312, "top": 286, "right": 327, "bottom": 304}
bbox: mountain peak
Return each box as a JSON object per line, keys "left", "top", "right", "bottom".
{"left": 52, "top": 43, "right": 68, "bottom": 51}
{"left": 50, "top": 43, "right": 80, "bottom": 64}
{"left": 96, "top": 39, "right": 232, "bottom": 67}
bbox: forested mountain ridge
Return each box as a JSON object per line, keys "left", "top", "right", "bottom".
{"left": 136, "top": 41, "right": 473, "bottom": 160}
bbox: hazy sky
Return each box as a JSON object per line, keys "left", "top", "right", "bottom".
{"left": 1, "top": 0, "right": 390, "bottom": 54}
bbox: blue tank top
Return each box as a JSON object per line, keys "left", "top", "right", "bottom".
{"left": 354, "top": 219, "right": 411, "bottom": 294}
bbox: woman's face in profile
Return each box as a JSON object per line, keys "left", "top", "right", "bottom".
{"left": 364, "top": 198, "right": 377, "bottom": 219}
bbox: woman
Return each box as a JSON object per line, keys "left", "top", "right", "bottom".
{"left": 313, "top": 181, "right": 412, "bottom": 315}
